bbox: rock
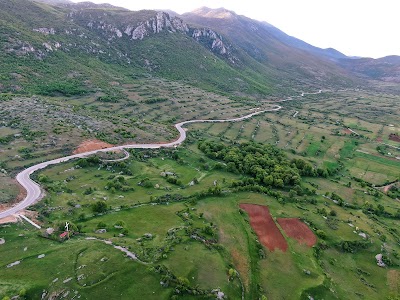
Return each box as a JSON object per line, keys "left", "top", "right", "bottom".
{"left": 38, "top": 254, "right": 45, "bottom": 259}
{"left": 46, "top": 228, "right": 55, "bottom": 235}
{"left": 7, "top": 261, "right": 20, "bottom": 268}
{"left": 0, "top": 238, "right": 5, "bottom": 245}
{"left": 143, "top": 233, "right": 153, "bottom": 239}
{"left": 63, "top": 277, "right": 73, "bottom": 283}
{"left": 358, "top": 232, "right": 367, "bottom": 239}
{"left": 95, "top": 229, "right": 107, "bottom": 234}
{"left": 375, "top": 253, "right": 386, "bottom": 267}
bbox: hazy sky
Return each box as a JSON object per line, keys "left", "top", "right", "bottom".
{"left": 72, "top": 0, "right": 399, "bottom": 58}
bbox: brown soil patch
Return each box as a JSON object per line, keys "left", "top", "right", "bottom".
{"left": 73, "top": 139, "right": 114, "bottom": 154}
{"left": 343, "top": 129, "right": 352, "bottom": 135}
{"left": 0, "top": 203, "right": 12, "bottom": 213}
{"left": 376, "top": 137, "right": 383, "bottom": 142}
{"left": 388, "top": 270, "right": 400, "bottom": 295}
{"left": 0, "top": 210, "right": 41, "bottom": 225}
{"left": 239, "top": 204, "right": 287, "bottom": 252}
{"left": 277, "top": 218, "right": 317, "bottom": 247}
{"left": 13, "top": 179, "right": 27, "bottom": 203}
{"left": 0, "top": 215, "right": 18, "bottom": 224}
{"left": 231, "top": 248, "right": 250, "bottom": 288}
{"left": 389, "top": 134, "right": 400, "bottom": 143}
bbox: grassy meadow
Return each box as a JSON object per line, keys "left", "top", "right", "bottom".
{"left": 0, "top": 89, "right": 399, "bottom": 299}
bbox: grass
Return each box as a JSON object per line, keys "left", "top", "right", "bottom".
{"left": 0, "top": 224, "right": 170, "bottom": 299}
{"left": 163, "top": 242, "right": 230, "bottom": 291}
{"left": 1, "top": 89, "right": 400, "bottom": 299}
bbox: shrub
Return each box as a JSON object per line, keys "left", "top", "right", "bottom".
{"left": 92, "top": 201, "right": 108, "bottom": 213}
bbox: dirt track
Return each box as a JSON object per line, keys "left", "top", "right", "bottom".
{"left": 277, "top": 218, "right": 316, "bottom": 247}
{"left": 239, "top": 204, "right": 287, "bottom": 252}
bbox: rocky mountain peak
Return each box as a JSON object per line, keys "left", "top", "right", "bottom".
{"left": 190, "top": 7, "right": 237, "bottom": 19}
{"left": 125, "top": 11, "right": 189, "bottom": 40}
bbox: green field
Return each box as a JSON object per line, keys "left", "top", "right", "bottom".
{"left": 1, "top": 89, "right": 400, "bottom": 299}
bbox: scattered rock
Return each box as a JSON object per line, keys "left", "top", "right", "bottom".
{"left": 358, "top": 232, "right": 367, "bottom": 239}
{"left": 143, "top": 233, "right": 153, "bottom": 239}
{"left": 7, "top": 260, "right": 20, "bottom": 268}
{"left": 375, "top": 254, "right": 386, "bottom": 267}
{"left": 217, "top": 291, "right": 225, "bottom": 299}
{"left": 63, "top": 277, "right": 73, "bottom": 283}
{"left": 95, "top": 229, "right": 107, "bottom": 234}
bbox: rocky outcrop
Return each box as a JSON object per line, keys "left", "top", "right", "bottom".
{"left": 70, "top": 9, "right": 237, "bottom": 63}
{"left": 33, "top": 27, "right": 56, "bottom": 35}
{"left": 190, "top": 28, "right": 238, "bottom": 63}
{"left": 124, "top": 12, "right": 189, "bottom": 40}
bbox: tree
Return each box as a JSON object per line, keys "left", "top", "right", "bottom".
{"left": 19, "top": 288, "right": 27, "bottom": 298}
{"left": 114, "top": 220, "right": 126, "bottom": 228}
{"left": 228, "top": 268, "right": 236, "bottom": 280}
{"left": 92, "top": 201, "right": 108, "bottom": 213}
{"left": 97, "top": 222, "right": 107, "bottom": 229}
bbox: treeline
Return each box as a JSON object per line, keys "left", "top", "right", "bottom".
{"left": 35, "top": 80, "right": 89, "bottom": 96}
{"left": 198, "top": 141, "right": 327, "bottom": 188}
{"left": 143, "top": 97, "right": 169, "bottom": 104}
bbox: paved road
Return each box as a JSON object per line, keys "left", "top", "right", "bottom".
{"left": 0, "top": 105, "right": 282, "bottom": 219}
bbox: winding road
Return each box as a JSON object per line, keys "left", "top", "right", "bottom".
{"left": 0, "top": 105, "right": 283, "bottom": 219}
{"left": 0, "top": 89, "right": 328, "bottom": 220}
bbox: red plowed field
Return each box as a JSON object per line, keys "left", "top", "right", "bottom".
{"left": 277, "top": 218, "right": 317, "bottom": 247}
{"left": 239, "top": 204, "right": 287, "bottom": 252}
{"left": 389, "top": 134, "right": 400, "bottom": 143}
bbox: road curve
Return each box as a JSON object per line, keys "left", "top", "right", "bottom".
{"left": 0, "top": 105, "right": 282, "bottom": 219}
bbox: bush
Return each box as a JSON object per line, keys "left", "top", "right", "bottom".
{"left": 92, "top": 201, "right": 108, "bottom": 213}
{"left": 97, "top": 222, "right": 107, "bottom": 229}
{"left": 316, "top": 230, "right": 326, "bottom": 239}
{"left": 114, "top": 220, "right": 126, "bottom": 228}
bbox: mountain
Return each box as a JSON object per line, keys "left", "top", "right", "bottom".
{"left": 338, "top": 55, "right": 400, "bottom": 82}
{"left": 261, "top": 22, "right": 347, "bottom": 61}
{"left": 0, "top": 1, "right": 364, "bottom": 99}
{"left": 182, "top": 7, "right": 358, "bottom": 89}
{"left": 34, "top": 0, "right": 72, "bottom": 4}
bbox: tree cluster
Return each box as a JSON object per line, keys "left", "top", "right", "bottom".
{"left": 198, "top": 141, "right": 325, "bottom": 188}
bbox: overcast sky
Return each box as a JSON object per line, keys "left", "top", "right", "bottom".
{"left": 72, "top": 0, "right": 399, "bottom": 58}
